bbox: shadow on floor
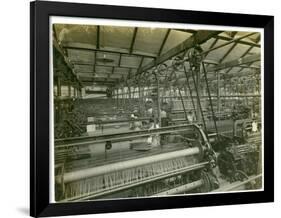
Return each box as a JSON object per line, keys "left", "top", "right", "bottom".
{"left": 17, "top": 207, "right": 29, "bottom": 216}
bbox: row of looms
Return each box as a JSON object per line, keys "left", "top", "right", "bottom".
{"left": 52, "top": 24, "right": 262, "bottom": 202}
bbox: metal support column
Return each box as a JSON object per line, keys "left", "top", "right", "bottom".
{"left": 116, "top": 88, "right": 119, "bottom": 109}
{"left": 184, "top": 66, "right": 197, "bottom": 118}
{"left": 74, "top": 86, "right": 76, "bottom": 98}
{"left": 156, "top": 74, "right": 161, "bottom": 126}
{"left": 190, "top": 68, "right": 207, "bottom": 133}
{"left": 57, "top": 75, "right": 62, "bottom": 123}
{"left": 138, "top": 83, "right": 142, "bottom": 115}
{"left": 178, "top": 87, "right": 188, "bottom": 122}
{"left": 127, "top": 84, "right": 131, "bottom": 111}
{"left": 196, "top": 68, "right": 201, "bottom": 121}
{"left": 217, "top": 71, "right": 220, "bottom": 112}
{"left": 68, "top": 82, "right": 71, "bottom": 97}
{"left": 122, "top": 86, "right": 126, "bottom": 109}
{"left": 202, "top": 63, "right": 219, "bottom": 139}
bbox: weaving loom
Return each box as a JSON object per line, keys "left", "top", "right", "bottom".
{"left": 55, "top": 124, "right": 219, "bottom": 201}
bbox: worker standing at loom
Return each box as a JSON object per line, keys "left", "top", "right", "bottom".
{"left": 147, "top": 118, "right": 160, "bottom": 147}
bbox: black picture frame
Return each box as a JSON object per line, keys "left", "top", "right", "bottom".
{"left": 30, "top": 1, "right": 274, "bottom": 217}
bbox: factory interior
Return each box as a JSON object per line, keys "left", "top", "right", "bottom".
{"left": 53, "top": 24, "right": 262, "bottom": 202}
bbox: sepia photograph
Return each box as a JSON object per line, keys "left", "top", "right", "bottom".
{"left": 51, "top": 17, "right": 263, "bottom": 203}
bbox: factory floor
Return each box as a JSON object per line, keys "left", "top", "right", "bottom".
{"left": 58, "top": 117, "right": 261, "bottom": 200}
{"left": 86, "top": 119, "right": 235, "bottom": 136}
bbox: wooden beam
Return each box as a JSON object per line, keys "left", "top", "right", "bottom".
{"left": 82, "top": 81, "right": 116, "bottom": 86}
{"left": 129, "top": 28, "right": 138, "bottom": 54}
{"left": 53, "top": 39, "right": 83, "bottom": 87}
{"left": 174, "top": 29, "right": 196, "bottom": 34}
{"left": 63, "top": 43, "right": 157, "bottom": 59}
{"left": 239, "top": 64, "right": 260, "bottom": 69}
{"left": 94, "top": 72, "right": 125, "bottom": 76}
{"left": 139, "top": 56, "right": 144, "bottom": 67}
{"left": 75, "top": 68, "right": 134, "bottom": 75}
{"left": 158, "top": 29, "right": 171, "bottom": 56}
{"left": 81, "top": 76, "right": 119, "bottom": 81}
{"left": 226, "top": 31, "right": 238, "bottom": 38}
{"left": 236, "top": 62, "right": 253, "bottom": 74}
{"left": 231, "top": 32, "right": 238, "bottom": 38}
{"left": 207, "top": 54, "right": 260, "bottom": 72}
{"left": 254, "top": 34, "right": 261, "bottom": 43}
{"left": 127, "top": 68, "right": 132, "bottom": 80}
{"left": 204, "top": 59, "right": 219, "bottom": 65}
{"left": 137, "top": 30, "right": 222, "bottom": 75}
{"left": 236, "top": 45, "right": 256, "bottom": 73}
{"left": 96, "top": 26, "right": 100, "bottom": 49}
{"left": 215, "top": 34, "right": 260, "bottom": 48}
{"left": 200, "top": 69, "right": 260, "bottom": 82}
{"left": 224, "top": 67, "right": 233, "bottom": 74}
{"left": 107, "top": 67, "right": 115, "bottom": 79}
{"left": 96, "top": 79, "right": 118, "bottom": 84}
{"left": 219, "top": 42, "right": 238, "bottom": 63}
{"left": 241, "top": 45, "right": 255, "bottom": 58}
{"left": 73, "top": 62, "right": 139, "bottom": 70}
{"left": 175, "top": 29, "right": 260, "bottom": 48}
{"left": 137, "top": 56, "right": 144, "bottom": 71}
{"left": 204, "top": 38, "right": 219, "bottom": 58}
{"left": 201, "top": 32, "right": 256, "bottom": 56}
{"left": 118, "top": 53, "right": 122, "bottom": 67}
{"left": 93, "top": 51, "right": 96, "bottom": 73}
{"left": 249, "top": 34, "right": 261, "bottom": 44}
{"left": 81, "top": 78, "right": 118, "bottom": 85}
{"left": 224, "top": 45, "right": 254, "bottom": 74}
{"left": 85, "top": 90, "right": 107, "bottom": 94}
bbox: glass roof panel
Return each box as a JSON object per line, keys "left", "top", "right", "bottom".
{"left": 134, "top": 28, "right": 168, "bottom": 55}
